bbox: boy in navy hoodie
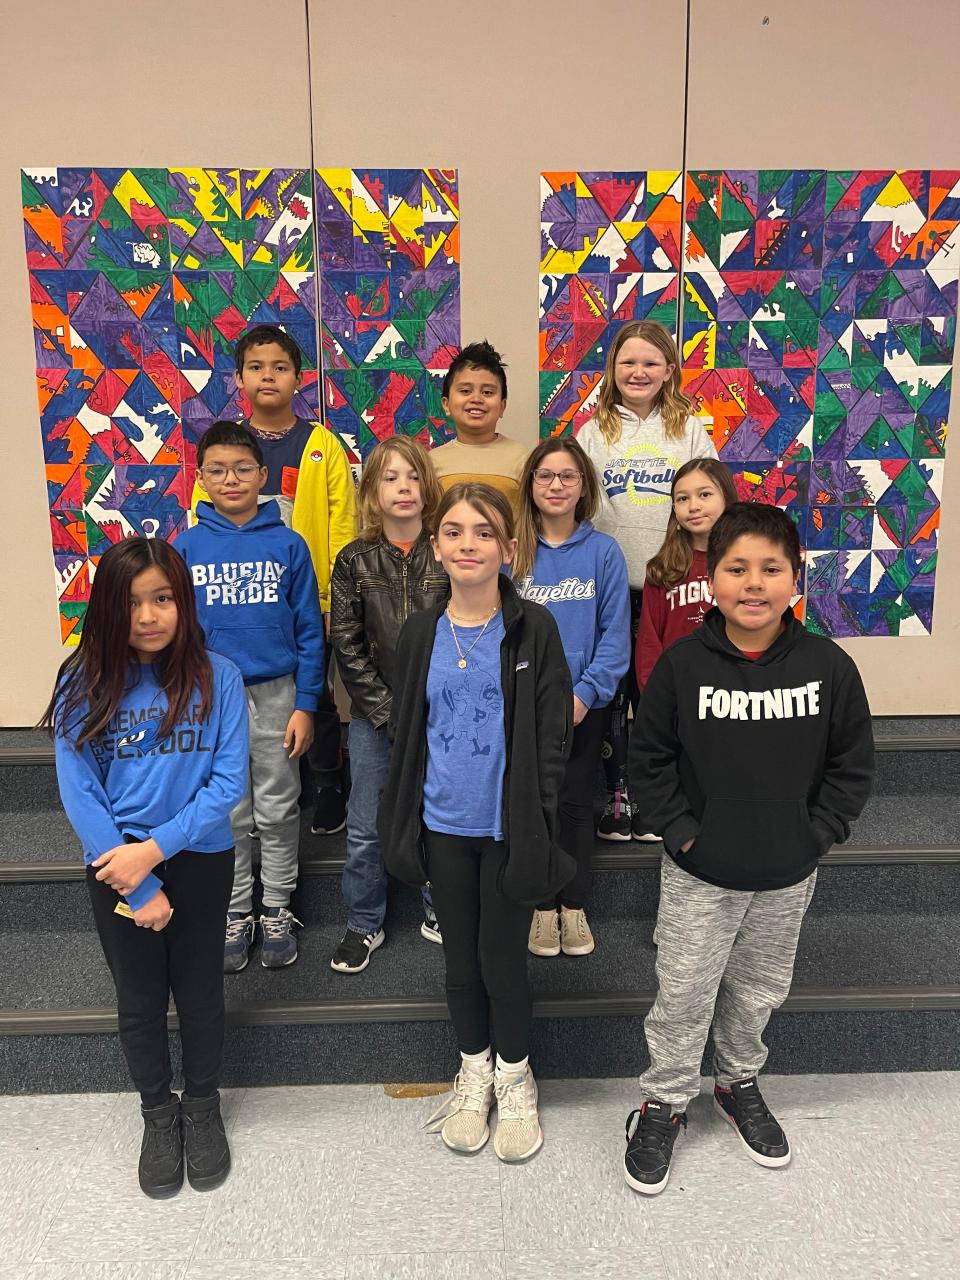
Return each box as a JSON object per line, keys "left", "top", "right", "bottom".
{"left": 176, "top": 422, "right": 324, "bottom": 971}
{"left": 624, "top": 503, "right": 874, "bottom": 1196}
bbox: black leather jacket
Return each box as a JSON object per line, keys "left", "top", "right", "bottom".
{"left": 330, "top": 531, "right": 449, "bottom": 727}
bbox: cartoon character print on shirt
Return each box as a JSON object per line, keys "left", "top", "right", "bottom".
{"left": 601, "top": 442, "right": 682, "bottom": 510}
{"left": 437, "top": 663, "right": 503, "bottom": 759}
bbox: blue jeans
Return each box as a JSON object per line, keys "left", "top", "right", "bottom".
{"left": 344, "top": 717, "right": 434, "bottom": 934}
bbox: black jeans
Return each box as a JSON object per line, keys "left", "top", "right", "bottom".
{"left": 540, "top": 704, "right": 609, "bottom": 911}
{"left": 602, "top": 587, "right": 644, "bottom": 795}
{"left": 309, "top": 639, "right": 343, "bottom": 788}
{"left": 423, "top": 828, "right": 533, "bottom": 1063}
{"left": 87, "top": 849, "right": 234, "bottom": 1107}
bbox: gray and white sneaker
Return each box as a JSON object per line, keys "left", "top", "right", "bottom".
{"left": 425, "top": 1063, "right": 495, "bottom": 1153}
{"left": 259, "top": 907, "right": 302, "bottom": 968}
{"left": 494, "top": 1064, "right": 543, "bottom": 1162}
{"left": 223, "top": 912, "right": 255, "bottom": 973}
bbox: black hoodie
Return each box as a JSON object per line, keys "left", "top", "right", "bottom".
{"left": 629, "top": 607, "right": 875, "bottom": 892}
{"left": 377, "top": 574, "right": 576, "bottom": 906}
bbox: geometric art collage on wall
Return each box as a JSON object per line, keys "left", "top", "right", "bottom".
{"left": 540, "top": 169, "right": 960, "bottom": 636}
{"left": 22, "top": 166, "right": 459, "bottom": 643}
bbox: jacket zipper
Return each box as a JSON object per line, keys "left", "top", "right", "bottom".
{"left": 399, "top": 555, "right": 409, "bottom": 624}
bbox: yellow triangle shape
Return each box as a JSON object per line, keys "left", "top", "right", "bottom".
{"left": 113, "top": 170, "right": 156, "bottom": 216}
{"left": 876, "top": 172, "right": 915, "bottom": 209}
{"left": 316, "top": 168, "right": 353, "bottom": 218}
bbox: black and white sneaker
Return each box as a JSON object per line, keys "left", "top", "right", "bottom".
{"left": 623, "top": 1100, "right": 686, "bottom": 1195}
{"left": 311, "top": 785, "right": 346, "bottom": 835}
{"left": 330, "top": 927, "right": 385, "bottom": 973}
{"left": 597, "top": 791, "right": 632, "bottom": 841}
{"left": 714, "top": 1077, "right": 790, "bottom": 1167}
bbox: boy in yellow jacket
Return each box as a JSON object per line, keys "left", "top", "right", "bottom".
{"left": 194, "top": 324, "right": 358, "bottom": 833}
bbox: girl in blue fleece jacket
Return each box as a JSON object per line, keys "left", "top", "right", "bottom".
{"left": 515, "top": 437, "right": 630, "bottom": 958}
{"left": 40, "top": 537, "right": 248, "bottom": 1201}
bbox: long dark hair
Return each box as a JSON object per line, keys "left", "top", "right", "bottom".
{"left": 645, "top": 458, "right": 738, "bottom": 588}
{"left": 39, "top": 538, "right": 212, "bottom": 746}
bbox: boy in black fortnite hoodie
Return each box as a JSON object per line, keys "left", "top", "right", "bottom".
{"left": 624, "top": 502, "right": 873, "bottom": 1196}
{"left": 176, "top": 422, "right": 324, "bottom": 973}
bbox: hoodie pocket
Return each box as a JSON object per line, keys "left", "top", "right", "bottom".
{"left": 207, "top": 624, "right": 296, "bottom": 672}
{"left": 693, "top": 798, "right": 819, "bottom": 884}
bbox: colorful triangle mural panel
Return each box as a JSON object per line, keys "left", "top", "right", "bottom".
{"left": 23, "top": 167, "right": 461, "bottom": 643}
{"left": 541, "top": 169, "right": 959, "bottom": 637}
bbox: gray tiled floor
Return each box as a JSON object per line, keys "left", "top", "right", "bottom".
{"left": 2, "top": 1074, "right": 958, "bottom": 1278}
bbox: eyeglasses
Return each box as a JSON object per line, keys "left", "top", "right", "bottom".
{"left": 200, "top": 463, "right": 261, "bottom": 482}
{"left": 532, "top": 468, "right": 583, "bottom": 487}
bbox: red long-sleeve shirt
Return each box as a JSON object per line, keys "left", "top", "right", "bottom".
{"left": 636, "top": 549, "right": 713, "bottom": 691}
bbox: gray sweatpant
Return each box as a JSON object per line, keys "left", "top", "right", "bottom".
{"left": 640, "top": 852, "right": 817, "bottom": 1112}
{"left": 230, "top": 675, "right": 302, "bottom": 914}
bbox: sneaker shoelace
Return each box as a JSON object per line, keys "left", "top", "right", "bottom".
{"left": 424, "top": 1068, "right": 493, "bottom": 1131}
{"left": 260, "top": 910, "right": 303, "bottom": 940}
{"left": 533, "top": 913, "right": 556, "bottom": 944}
{"left": 726, "top": 1085, "right": 775, "bottom": 1128}
{"left": 565, "top": 911, "right": 589, "bottom": 942}
{"left": 185, "top": 1107, "right": 220, "bottom": 1152}
{"left": 225, "top": 916, "right": 252, "bottom": 944}
{"left": 495, "top": 1072, "right": 534, "bottom": 1123}
{"left": 144, "top": 1116, "right": 180, "bottom": 1158}
{"left": 625, "top": 1106, "right": 686, "bottom": 1152}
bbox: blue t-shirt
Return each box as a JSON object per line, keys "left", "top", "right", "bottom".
{"left": 244, "top": 417, "right": 315, "bottom": 523}
{"left": 423, "top": 611, "right": 506, "bottom": 839}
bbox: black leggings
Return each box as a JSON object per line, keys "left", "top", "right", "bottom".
{"left": 87, "top": 849, "right": 234, "bottom": 1107}
{"left": 423, "top": 828, "right": 533, "bottom": 1062}
{"left": 602, "top": 587, "right": 643, "bottom": 794}
{"left": 541, "top": 704, "right": 609, "bottom": 911}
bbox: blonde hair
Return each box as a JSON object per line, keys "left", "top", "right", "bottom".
{"left": 431, "top": 482, "right": 515, "bottom": 558}
{"left": 593, "top": 320, "right": 692, "bottom": 446}
{"left": 513, "top": 437, "right": 600, "bottom": 581}
{"left": 358, "top": 437, "right": 442, "bottom": 542}
{"left": 645, "top": 458, "right": 738, "bottom": 589}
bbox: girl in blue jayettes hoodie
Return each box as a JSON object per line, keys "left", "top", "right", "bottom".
{"left": 40, "top": 537, "right": 248, "bottom": 1201}
{"left": 515, "top": 438, "right": 630, "bottom": 958}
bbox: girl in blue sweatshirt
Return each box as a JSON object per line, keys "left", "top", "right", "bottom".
{"left": 40, "top": 537, "right": 248, "bottom": 1201}
{"left": 516, "top": 437, "right": 631, "bottom": 958}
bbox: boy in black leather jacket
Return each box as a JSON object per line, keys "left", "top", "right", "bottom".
{"left": 328, "top": 438, "right": 449, "bottom": 972}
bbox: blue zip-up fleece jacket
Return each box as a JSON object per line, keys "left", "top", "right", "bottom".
{"left": 54, "top": 652, "right": 249, "bottom": 911}
{"left": 517, "top": 520, "right": 631, "bottom": 709}
{"left": 175, "top": 500, "right": 325, "bottom": 712}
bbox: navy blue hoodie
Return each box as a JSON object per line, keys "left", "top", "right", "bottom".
{"left": 176, "top": 500, "right": 324, "bottom": 712}
{"left": 517, "top": 521, "right": 630, "bottom": 709}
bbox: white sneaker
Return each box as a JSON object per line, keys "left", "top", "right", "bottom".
{"left": 494, "top": 1065, "right": 543, "bottom": 1162}
{"left": 424, "top": 1065, "right": 494, "bottom": 1153}
{"left": 528, "top": 909, "right": 560, "bottom": 957}
{"left": 560, "top": 908, "right": 595, "bottom": 956}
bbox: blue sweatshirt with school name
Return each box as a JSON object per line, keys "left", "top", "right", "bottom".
{"left": 54, "top": 652, "right": 249, "bottom": 911}
{"left": 517, "top": 521, "right": 631, "bottom": 709}
{"left": 175, "top": 500, "right": 324, "bottom": 712}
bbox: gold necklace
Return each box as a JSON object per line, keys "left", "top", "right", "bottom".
{"left": 447, "top": 607, "right": 500, "bottom": 670}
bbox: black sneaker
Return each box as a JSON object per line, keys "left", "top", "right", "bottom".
{"left": 631, "top": 815, "right": 661, "bottom": 843}
{"left": 311, "top": 786, "right": 346, "bottom": 835}
{"left": 597, "top": 791, "right": 632, "bottom": 841}
{"left": 330, "top": 927, "right": 385, "bottom": 973}
{"left": 714, "top": 1077, "right": 790, "bottom": 1167}
{"left": 181, "top": 1092, "right": 231, "bottom": 1191}
{"left": 138, "top": 1096, "right": 183, "bottom": 1199}
{"left": 623, "top": 1100, "right": 686, "bottom": 1195}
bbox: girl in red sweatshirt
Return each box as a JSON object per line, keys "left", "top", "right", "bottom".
{"left": 636, "top": 457, "right": 738, "bottom": 695}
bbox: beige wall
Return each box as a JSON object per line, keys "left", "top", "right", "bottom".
{"left": 1, "top": 0, "right": 958, "bottom": 720}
